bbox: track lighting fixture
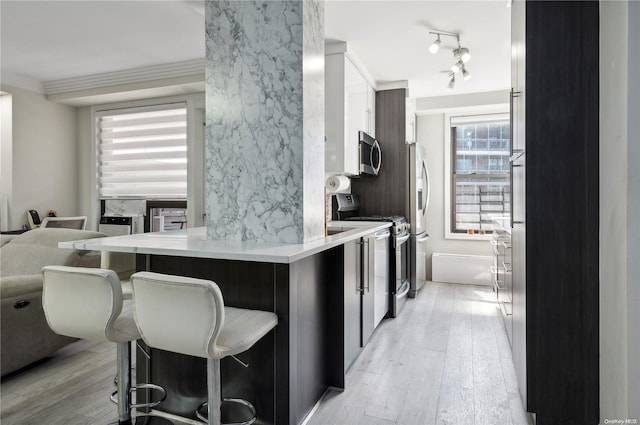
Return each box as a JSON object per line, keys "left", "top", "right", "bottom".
{"left": 428, "top": 30, "right": 473, "bottom": 88}
{"left": 454, "top": 47, "right": 471, "bottom": 63}
{"left": 447, "top": 72, "right": 455, "bottom": 89}
{"left": 462, "top": 65, "right": 471, "bottom": 81}
{"left": 429, "top": 34, "right": 441, "bottom": 54}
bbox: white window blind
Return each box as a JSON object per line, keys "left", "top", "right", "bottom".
{"left": 97, "top": 105, "right": 187, "bottom": 198}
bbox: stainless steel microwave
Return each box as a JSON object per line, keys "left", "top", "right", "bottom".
{"left": 358, "top": 131, "right": 381, "bottom": 176}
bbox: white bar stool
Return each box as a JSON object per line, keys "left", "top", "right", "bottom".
{"left": 130, "top": 272, "right": 278, "bottom": 425}
{"left": 42, "top": 265, "right": 167, "bottom": 425}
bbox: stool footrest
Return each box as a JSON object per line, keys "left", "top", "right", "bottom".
{"left": 110, "top": 383, "right": 167, "bottom": 409}
{"left": 196, "top": 397, "right": 257, "bottom": 425}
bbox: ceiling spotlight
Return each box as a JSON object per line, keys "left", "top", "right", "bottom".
{"left": 454, "top": 47, "right": 471, "bottom": 63}
{"left": 462, "top": 66, "right": 471, "bottom": 81}
{"left": 448, "top": 73, "right": 455, "bottom": 89}
{"left": 451, "top": 60, "right": 463, "bottom": 73}
{"left": 429, "top": 35, "right": 441, "bottom": 54}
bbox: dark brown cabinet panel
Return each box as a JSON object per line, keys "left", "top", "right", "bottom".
{"left": 524, "top": 1, "right": 599, "bottom": 424}
{"left": 351, "top": 88, "right": 408, "bottom": 218}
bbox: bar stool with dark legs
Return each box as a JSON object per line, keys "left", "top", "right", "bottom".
{"left": 130, "top": 271, "right": 278, "bottom": 425}
{"left": 42, "top": 265, "right": 167, "bottom": 425}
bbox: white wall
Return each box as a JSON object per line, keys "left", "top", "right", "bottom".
{"left": 627, "top": 1, "right": 640, "bottom": 417}
{"left": 416, "top": 113, "right": 492, "bottom": 280}
{"left": 0, "top": 84, "right": 78, "bottom": 229}
{"left": 0, "top": 93, "right": 13, "bottom": 231}
{"left": 76, "top": 106, "right": 97, "bottom": 230}
{"left": 600, "top": 0, "right": 640, "bottom": 420}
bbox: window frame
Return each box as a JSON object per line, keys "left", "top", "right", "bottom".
{"left": 444, "top": 106, "right": 510, "bottom": 241}
{"left": 89, "top": 93, "right": 205, "bottom": 231}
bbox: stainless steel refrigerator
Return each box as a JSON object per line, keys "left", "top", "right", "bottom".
{"left": 408, "top": 142, "right": 430, "bottom": 297}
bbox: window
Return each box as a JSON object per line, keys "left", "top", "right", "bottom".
{"left": 96, "top": 104, "right": 187, "bottom": 198}
{"left": 446, "top": 112, "right": 510, "bottom": 236}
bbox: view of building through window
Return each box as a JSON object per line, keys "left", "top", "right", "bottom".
{"left": 451, "top": 116, "right": 510, "bottom": 233}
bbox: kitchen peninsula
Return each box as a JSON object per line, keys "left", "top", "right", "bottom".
{"left": 60, "top": 222, "right": 390, "bottom": 425}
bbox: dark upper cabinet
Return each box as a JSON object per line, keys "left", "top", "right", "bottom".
{"left": 351, "top": 88, "right": 409, "bottom": 218}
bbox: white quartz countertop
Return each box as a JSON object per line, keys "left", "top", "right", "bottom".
{"left": 59, "top": 222, "right": 391, "bottom": 264}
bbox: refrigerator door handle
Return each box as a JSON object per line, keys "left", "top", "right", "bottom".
{"left": 416, "top": 234, "right": 430, "bottom": 243}
{"left": 510, "top": 151, "right": 525, "bottom": 163}
{"left": 356, "top": 240, "right": 364, "bottom": 293}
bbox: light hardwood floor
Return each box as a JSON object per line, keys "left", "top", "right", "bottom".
{"left": 305, "top": 282, "right": 531, "bottom": 425}
{"left": 1, "top": 282, "right": 531, "bottom": 425}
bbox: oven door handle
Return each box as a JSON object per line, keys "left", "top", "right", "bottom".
{"left": 396, "top": 279, "right": 411, "bottom": 299}
{"left": 396, "top": 234, "right": 410, "bottom": 244}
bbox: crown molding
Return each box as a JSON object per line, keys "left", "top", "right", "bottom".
{"left": 43, "top": 58, "right": 205, "bottom": 95}
{"left": 1, "top": 71, "right": 45, "bottom": 94}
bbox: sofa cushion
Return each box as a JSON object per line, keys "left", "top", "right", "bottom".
{"left": 1, "top": 274, "right": 46, "bottom": 298}
{"left": 0, "top": 228, "right": 106, "bottom": 277}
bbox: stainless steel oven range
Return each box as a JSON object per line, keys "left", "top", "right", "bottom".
{"left": 331, "top": 193, "right": 411, "bottom": 319}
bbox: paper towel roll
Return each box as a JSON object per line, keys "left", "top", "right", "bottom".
{"left": 325, "top": 175, "right": 350, "bottom": 193}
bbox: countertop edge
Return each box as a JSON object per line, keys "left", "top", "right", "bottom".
{"left": 59, "top": 222, "right": 392, "bottom": 264}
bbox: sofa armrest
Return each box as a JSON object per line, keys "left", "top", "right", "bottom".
{"left": 1, "top": 274, "right": 43, "bottom": 299}
{"left": 0, "top": 234, "right": 18, "bottom": 247}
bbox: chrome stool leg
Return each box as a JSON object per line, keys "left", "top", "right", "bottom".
{"left": 109, "top": 341, "right": 167, "bottom": 424}
{"left": 209, "top": 358, "right": 222, "bottom": 425}
{"left": 195, "top": 359, "right": 257, "bottom": 425}
{"left": 119, "top": 341, "right": 133, "bottom": 423}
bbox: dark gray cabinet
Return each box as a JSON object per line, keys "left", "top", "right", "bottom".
{"left": 512, "top": 1, "right": 599, "bottom": 424}
{"left": 351, "top": 89, "right": 408, "bottom": 218}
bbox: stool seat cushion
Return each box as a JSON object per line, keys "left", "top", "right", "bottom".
{"left": 217, "top": 307, "right": 278, "bottom": 358}
{"left": 130, "top": 272, "right": 278, "bottom": 360}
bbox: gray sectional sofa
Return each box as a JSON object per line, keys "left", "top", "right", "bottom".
{"left": 1, "top": 228, "right": 106, "bottom": 376}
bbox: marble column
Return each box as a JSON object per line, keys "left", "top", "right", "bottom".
{"left": 204, "top": 0, "right": 324, "bottom": 244}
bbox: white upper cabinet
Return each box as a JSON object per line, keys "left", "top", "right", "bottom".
{"left": 325, "top": 51, "right": 376, "bottom": 176}
{"left": 405, "top": 98, "right": 416, "bottom": 144}
{"left": 367, "top": 85, "right": 376, "bottom": 137}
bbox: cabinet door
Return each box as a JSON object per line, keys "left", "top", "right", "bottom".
{"left": 361, "top": 237, "right": 375, "bottom": 347}
{"left": 345, "top": 57, "right": 368, "bottom": 140}
{"left": 405, "top": 99, "right": 416, "bottom": 144}
{"left": 367, "top": 85, "right": 376, "bottom": 137}
{"left": 324, "top": 54, "right": 351, "bottom": 175}
{"left": 372, "top": 232, "right": 390, "bottom": 327}
{"left": 344, "top": 240, "right": 362, "bottom": 371}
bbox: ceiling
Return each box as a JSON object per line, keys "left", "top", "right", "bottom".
{"left": 0, "top": 0, "right": 510, "bottom": 101}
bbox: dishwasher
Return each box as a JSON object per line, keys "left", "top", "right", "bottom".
{"left": 361, "top": 228, "right": 391, "bottom": 346}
